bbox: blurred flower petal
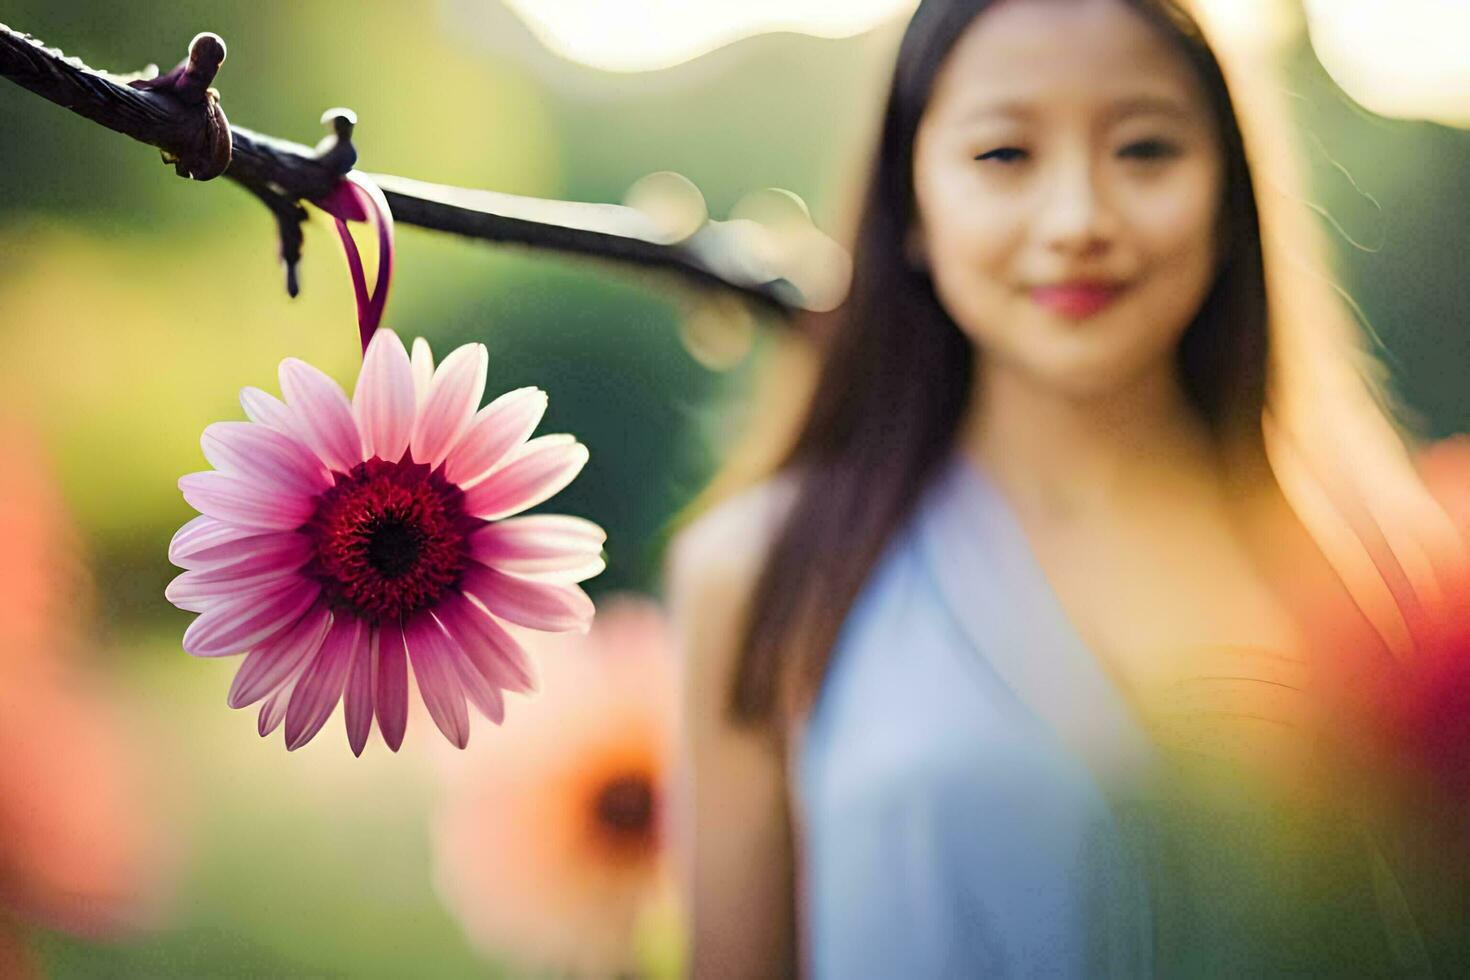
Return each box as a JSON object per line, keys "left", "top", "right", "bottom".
{"left": 432, "top": 597, "right": 676, "bottom": 975}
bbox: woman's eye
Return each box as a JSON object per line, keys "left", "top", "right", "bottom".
{"left": 974, "top": 147, "right": 1029, "bottom": 164}
{"left": 1118, "top": 139, "right": 1181, "bottom": 161}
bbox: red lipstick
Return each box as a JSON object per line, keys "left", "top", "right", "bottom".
{"left": 1031, "top": 282, "right": 1124, "bottom": 319}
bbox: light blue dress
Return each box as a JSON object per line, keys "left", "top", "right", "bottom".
{"left": 796, "top": 457, "right": 1424, "bottom": 978}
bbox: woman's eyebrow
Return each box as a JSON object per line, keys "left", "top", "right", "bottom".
{"left": 1106, "top": 94, "right": 1194, "bottom": 123}
{"left": 953, "top": 94, "right": 1195, "bottom": 127}
{"left": 953, "top": 99, "right": 1036, "bottom": 125}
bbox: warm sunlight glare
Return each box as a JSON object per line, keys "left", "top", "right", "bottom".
{"left": 1303, "top": 0, "right": 1470, "bottom": 127}
{"left": 498, "top": 0, "right": 920, "bottom": 72}
{"left": 1188, "top": 0, "right": 1300, "bottom": 54}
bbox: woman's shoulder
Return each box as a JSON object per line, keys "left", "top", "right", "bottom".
{"left": 665, "top": 472, "right": 801, "bottom": 609}
{"left": 664, "top": 473, "right": 803, "bottom": 709}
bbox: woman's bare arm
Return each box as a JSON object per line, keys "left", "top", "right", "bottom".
{"left": 667, "top": 487, "right": 799, "bottom": 979}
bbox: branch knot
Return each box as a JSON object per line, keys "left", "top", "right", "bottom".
{"left": 129, "top": 32, "right": 231, "bottom": 180}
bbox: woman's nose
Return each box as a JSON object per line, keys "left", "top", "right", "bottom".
{"left": 1035, "top": 157, "right": 1115, "bottom": 258}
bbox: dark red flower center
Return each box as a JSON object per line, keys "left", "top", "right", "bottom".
{"left": 591, "top": 772, "right": 658, "bottom": 858}
{"left": 304, "top": 457, "right": 474, "bottom": 623}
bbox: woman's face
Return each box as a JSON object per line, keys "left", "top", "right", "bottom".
{"left": 912, "top": 0, "right": 1226, "bottom": 399}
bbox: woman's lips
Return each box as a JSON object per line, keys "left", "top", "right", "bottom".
{"left": 1031, "top": 282, "right": 1125, "bottom": 319}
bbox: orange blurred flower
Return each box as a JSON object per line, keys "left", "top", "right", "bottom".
{"left": 432, "top": 596, "right": 677, "bottom": 976}
{"left": 0, "top": 414, "right": 176, "bottom": 972}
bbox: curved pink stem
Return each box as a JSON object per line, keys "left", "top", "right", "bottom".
{"left": 349, "top": 171, "right": 395, "bottom": 349}
{"left": 314, "top": 171, "right": 396, "bottom": 354}
{"left": 332, "top": 214, "right": 371, "bottom": 325}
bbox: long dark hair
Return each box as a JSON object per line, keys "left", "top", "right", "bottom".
{"left": 730, "top": 0, "right": 1269, "bottom": 727}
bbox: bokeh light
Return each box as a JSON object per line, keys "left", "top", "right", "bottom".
{"left": 496, "top": 0, "right": 919, "bottom": 72}
{"left": 1302, "top": 0, "right": 1470, "bottom": 127}
{"left": 1188, "top": 0, "right": 1301, "bottom": 54}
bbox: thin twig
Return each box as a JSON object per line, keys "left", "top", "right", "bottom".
{"left": 0, "top": 23, "right": 841, "bottom": 316}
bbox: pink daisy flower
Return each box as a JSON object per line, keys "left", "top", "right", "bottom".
{"left": 167, "top": 328, "right": 604, "bottom": 754}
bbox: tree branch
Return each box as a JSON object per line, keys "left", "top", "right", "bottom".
{"left": 0, "top": 23, "right": 848, "bottom": 316}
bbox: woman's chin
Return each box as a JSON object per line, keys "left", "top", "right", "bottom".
{"left": 1005, "top": 347, "right": 1177, "bottom": 404}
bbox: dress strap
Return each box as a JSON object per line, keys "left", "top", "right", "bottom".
{"left": 916, "top": 456, "right": 1155, "bottom": 790}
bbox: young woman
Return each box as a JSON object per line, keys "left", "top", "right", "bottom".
{"left": 670, "top": 0, "right": 1465, "bottom": 975}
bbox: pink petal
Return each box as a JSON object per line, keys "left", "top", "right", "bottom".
{"left": 376, "top": 625, "right": 409, "bottom": 752}
{"left": 170, "top": 530, "right": 312, "bottom": 573}
{"left": 228, "top": 604, "right": 333, "bottom": 708}
{"left": 429, "top": 608, "right": 505, "bottom": 724}
{"left": 202, "top": 421, "right": 332, "bottom": 495}
{"left": 467, "top": 514, "right": 606, "bottom": 582}
{"left": 258, "top": 650, "right": 310, "bottom": 738}
{"left": 343, "top": 628, "right": 376, "bottom": 756}
{"left": 461, "top": 436, "right": 589, "bottom": 521}
{"left": 179, "top": 471, "right": 315, "bottom": 531}
{"left": 410, "top": 343, "right": 488, "bottom": 469}
{"left": 353, "top": 328, "right": 415, "bottom": 463}
{"left": 460, "top": 565, "right": 593, "bottom": 633}
{"left": 169, "top": 515, "right": 256, "bottom": 567}
{"left": 403, "top": 614, "right": 470, "bottom": 748}
{"left": 166, "top": 566, "right": 302, "bottom": 613}
{"left": 410, "top": 337, "right": 434, "bottom": 406}
{"left": 436, "top": 593, "right": 538, "bottom": 694}
{"left": 176, "top": 532, "right": 311, "bottom": 581}
{"left": 278, "top": 358, "right": 364, "bottom": 473}
{"left": 446, "top": 638, "right": 506, "bottom": 725}
{"left": 182, "top": 580, "right": 321, "bottom": 657}
{"left": 443, "top": 387, "right": 547, "bottom": 489}
{"left": 259, "top": 687, "right": 290, "bottom": 737}
{"left": 166, "top": 589, "right": 215, "bottom": 616}
{"left": 284, "top": 616, "right": 364, "bottom": 751}
{"left": 240, "top": 386, "right": 296, "bottom": 435}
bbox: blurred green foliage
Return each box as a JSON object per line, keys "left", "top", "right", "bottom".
{"left": 1280, "top": 43, "right": 1470, "bottom": 439}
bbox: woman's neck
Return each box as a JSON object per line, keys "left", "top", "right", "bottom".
{"left": 960, "top": 359, "right": 1223, "bottom": 523}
